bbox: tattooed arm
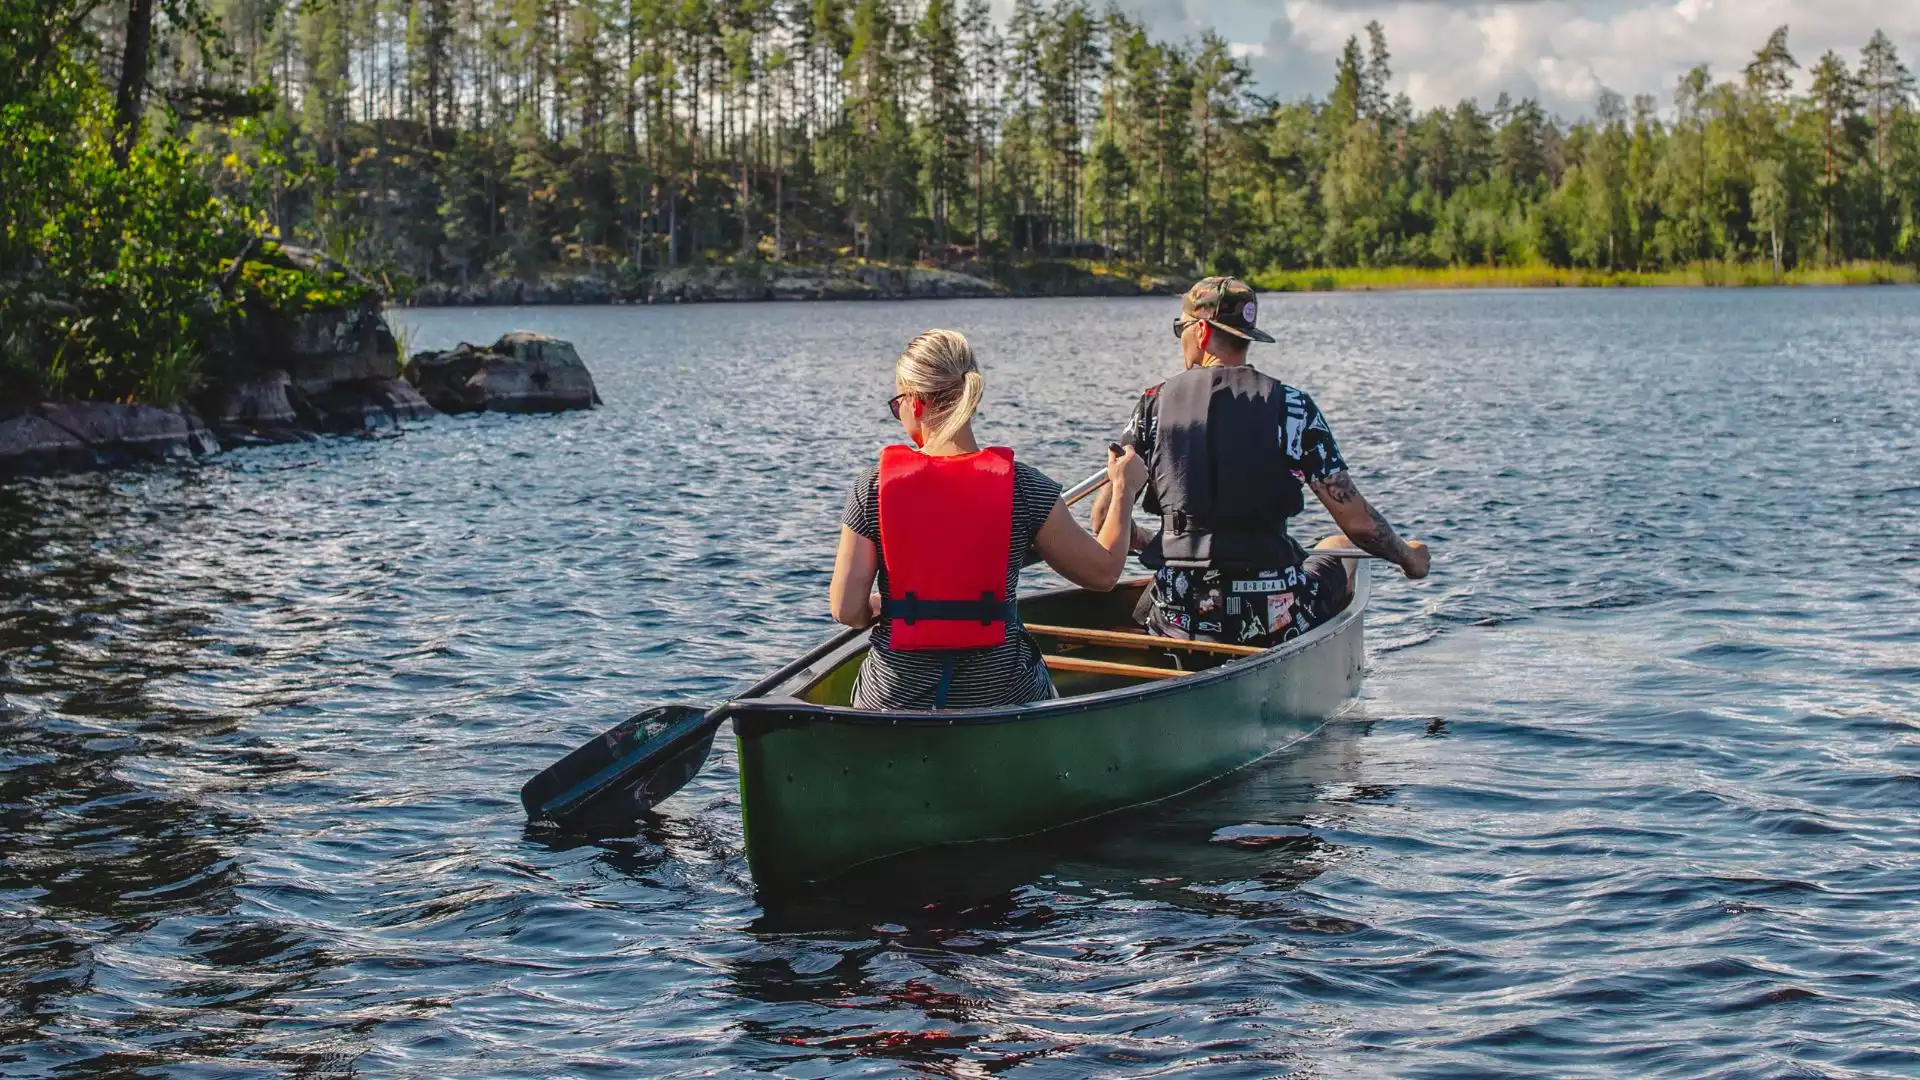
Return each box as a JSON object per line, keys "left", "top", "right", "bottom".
{"left": 1309, "top": 471, "right": 1430, "bottom": 580}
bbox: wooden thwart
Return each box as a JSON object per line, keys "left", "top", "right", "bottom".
{"left": 1026, "top": 622, "right": 1267, "bottom": 658}
{"left": 1044, "top": 655, "right": 1181, "bottom": 681}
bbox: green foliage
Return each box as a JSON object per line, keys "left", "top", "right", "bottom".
{"left": 0, "top": 41, "right": 248, "bottom": 403}
{"left": 2, "top": 0, "right": 360, "bottom": 405}
{"left": 233, "top": 254, "right": 372, "bottom": 315}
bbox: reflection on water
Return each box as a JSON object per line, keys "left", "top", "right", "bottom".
{"left": 5, "top": 288, "right": 1920, "bottom": 1076}
{"left": 727, "top": 720, "right": 1372, "bottom": 1077}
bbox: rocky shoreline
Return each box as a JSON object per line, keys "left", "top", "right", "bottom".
{"left": 405, "top": 261, "right": 1191, "bottom": 307}
{"left": 2, "top": 299, "right": 599, "bottom": 479}
{"left": 4, "top": 254, "right": 1157, "bottom": 478}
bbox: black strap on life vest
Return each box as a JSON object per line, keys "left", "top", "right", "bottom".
{"left": 880, "top": 592, "right": 1019, "bottom": 626}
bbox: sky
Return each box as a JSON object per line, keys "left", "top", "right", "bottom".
{"left": 1093, "top": 0, "right": 1920, "bottom": 117}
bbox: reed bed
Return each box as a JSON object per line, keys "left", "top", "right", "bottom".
{"left": 1249, "top": 262, "right": 1920, "bottom": 293}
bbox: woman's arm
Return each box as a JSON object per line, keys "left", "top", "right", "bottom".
{"left": 1089, "top": 483, "right": 1152, "bottom": 553}
{"left": 829, "top": 526, "right": 882, "bottom": 626}
{"left": 1033, "top": 447, "right": 1148, "bottom": 591}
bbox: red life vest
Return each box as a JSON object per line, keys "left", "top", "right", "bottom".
{"left": 877, "top": 444, "right": 1017, "bottom": 650}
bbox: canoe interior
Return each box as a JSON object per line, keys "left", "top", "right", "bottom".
{"left": 795, "top": 579, "right": 1241, "bottom": 705}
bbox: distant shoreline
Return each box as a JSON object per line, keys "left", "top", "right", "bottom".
{"left": 395, "top": 259, "right": 1919, "bottom": 308}
{"left": 398, "top": 260, "right": 1189, "bottom": 309}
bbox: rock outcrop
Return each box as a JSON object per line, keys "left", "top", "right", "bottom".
{"left": 0, "top": 403, "right": 219, "bottom": 478}
{"left": 202, "top": 249, "right": 425, "bottom": 440}
{"left": 406, "top": 332, "right": 600, "bottom": 414}
{"left": 2, "top": 248, "right": 601, "bottom": 479}
{"left": 301, "top": 377, "right": 438, "bottom": 433}
{"left": 204, "top": 371, "right": 304, "bottom": 440}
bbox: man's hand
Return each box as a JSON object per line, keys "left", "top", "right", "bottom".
{"left": 1401, "top": 538, "right": 1430, "bottom": 580}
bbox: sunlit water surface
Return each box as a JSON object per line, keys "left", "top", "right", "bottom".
{"left": 3, "top": 289, "right": 1918, "bottom": 1077}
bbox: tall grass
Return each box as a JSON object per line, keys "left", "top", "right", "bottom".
{"left": 388, "top": 317, "right": 419, "bottom": 370}
{"left": 1248, "top": 261, "right": 1920, "bottom": 293}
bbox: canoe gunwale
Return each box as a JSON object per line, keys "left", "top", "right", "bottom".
{"left": 730, "top": 559, "right": 1371, "bottom": 732}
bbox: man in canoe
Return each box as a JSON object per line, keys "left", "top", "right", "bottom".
{"left": 1091, "top": 277, "right": 1429, "bottom": 647}
{"left": 829, "top": 329, "right": 1149, "bottom": 709}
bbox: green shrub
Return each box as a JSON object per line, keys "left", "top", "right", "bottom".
{"left": 0, "top": 37, "right": 360, "bottom": 404}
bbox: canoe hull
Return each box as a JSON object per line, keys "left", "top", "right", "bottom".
{"left": 733, "top": 563, "right": 1369, "bottom": 889}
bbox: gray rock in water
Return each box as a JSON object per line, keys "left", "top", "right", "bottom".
{"left": 207, "top": 370, "right": 305, "bottom": 441}
{"left": 0, "top": 403, "right": 219, "bottom": 478}
{"left": 300, "top": 378, "right": 438, "bottom": 433}
{"left": 279, "top": 304, "right": 401, "bottom": 396}
{"left": 405, "top": 331, "right": 599, "bottom": 413}
{"left": 0, "top": 411, "right": 90, "bottom": 476}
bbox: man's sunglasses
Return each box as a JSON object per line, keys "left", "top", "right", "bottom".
{"left": 887, "top": 393, "right": 910, "bottom": 420}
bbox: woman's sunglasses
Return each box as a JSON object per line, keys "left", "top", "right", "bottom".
{"left": 887, "top": 393, "right": 910, "bottom": 420}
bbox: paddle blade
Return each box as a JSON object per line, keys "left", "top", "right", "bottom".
{"left": 520, "top": 704, "right": 719, "bottom": 828}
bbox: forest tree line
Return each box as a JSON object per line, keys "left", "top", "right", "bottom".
{"left": 154, "top": 2, "right": 1919, "bottom": 287}
{"left": 5, "top": 0, "right": 1920, "bottom": 399}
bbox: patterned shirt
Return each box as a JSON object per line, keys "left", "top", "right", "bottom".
{"left": 841, "top": 460, "right": 1062, "bottom": 709}
{"left": 1119, "top": 371, "right": 1349, "bottom": 645}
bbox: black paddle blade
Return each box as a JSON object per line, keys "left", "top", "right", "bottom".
{"left": 520, "top": 704, "right": 718, "bottom": 829}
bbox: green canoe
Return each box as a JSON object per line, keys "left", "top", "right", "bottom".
{"left": 726, "top": 559, "right": 1372, "bottom": 889}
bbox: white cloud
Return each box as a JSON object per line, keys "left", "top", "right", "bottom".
{"left": 1101, "top": 0, "right": 1920, "bottom": 116}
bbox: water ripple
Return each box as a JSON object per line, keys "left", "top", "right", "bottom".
{"left": 3, "top": 289, "right": 1918, "bottom": 1075}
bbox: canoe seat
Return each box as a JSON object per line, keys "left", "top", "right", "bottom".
{"left": 1043, "top": 655, "right": 1180, "bottom": 681}
{"left": 1026, "top": 623, "right": 1266, "bottom": 658}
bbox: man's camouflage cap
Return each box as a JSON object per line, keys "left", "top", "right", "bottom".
{"left": 1181, "top": 276, "right": 1274, "bottom": 343}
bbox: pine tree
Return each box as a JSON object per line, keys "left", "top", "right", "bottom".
{"left": 1808, "top": 50, "right": 1862, "bottom": 263}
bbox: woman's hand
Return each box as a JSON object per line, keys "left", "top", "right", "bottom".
{"left": 1107, "top": 443, "right": 1146, "bottom": 498}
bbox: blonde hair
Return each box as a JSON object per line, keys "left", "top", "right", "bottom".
{"left": 895, "top": 329, "right": 984, "bottom": 449}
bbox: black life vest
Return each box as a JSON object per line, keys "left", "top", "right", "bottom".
{"left": 876, "top": 444, "right": 1018, "bottom": 650}
{"left": 1138, "top": 365, "right": 1304, "bottom": 571}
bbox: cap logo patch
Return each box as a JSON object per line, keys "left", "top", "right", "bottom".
{"left": 1243, "top": 299, "right": 1257, "bottom": 325}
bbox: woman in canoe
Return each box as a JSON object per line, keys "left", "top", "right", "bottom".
{"left": 830, "top": 329, "right": 1148, "bottom": 710}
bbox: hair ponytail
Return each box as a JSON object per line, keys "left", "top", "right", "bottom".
{"left": 895, "top": 330, "right": 984, "bottom": 449}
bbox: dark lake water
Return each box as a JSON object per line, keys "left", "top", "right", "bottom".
{"left": 4, "top": 288, "right": 1918, "bottom": 1077}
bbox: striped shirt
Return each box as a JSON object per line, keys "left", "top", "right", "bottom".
{"left": 842, "top": 459, "right": 1062, "bottom": 710}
